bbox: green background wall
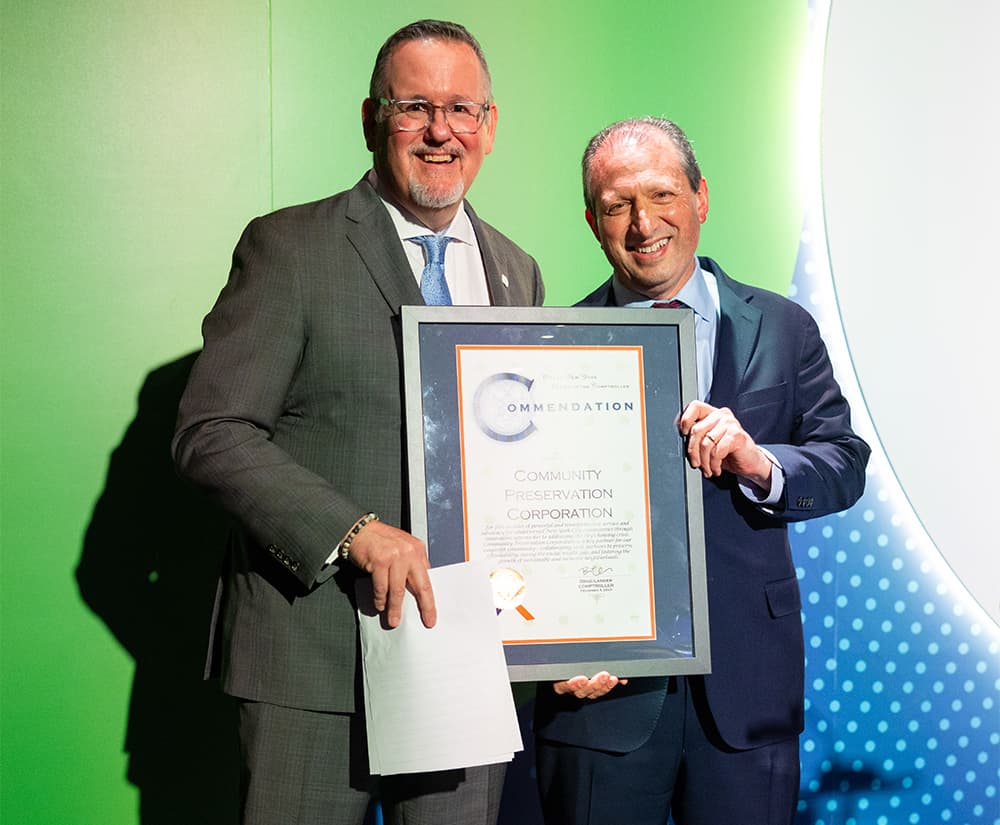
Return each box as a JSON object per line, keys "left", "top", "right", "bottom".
{"left": 1, "top": 2, "right": 804, "bottom": 821}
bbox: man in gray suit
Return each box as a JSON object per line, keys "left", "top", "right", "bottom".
{"left": 172, "top": 19, "right": 544, "bottom": 825}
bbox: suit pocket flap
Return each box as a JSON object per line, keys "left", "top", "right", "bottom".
{"left": 737, "top": 383, "right": 787, "bottom": 412}
{"left": 765, "top": 576, "right": 802, "bottom": 618}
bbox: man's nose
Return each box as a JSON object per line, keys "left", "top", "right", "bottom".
{"left": 631, "top": 206, "right": 653, "bottom": 235}
{"left": 425, "top": 108, "right": 454, "bottom": 142}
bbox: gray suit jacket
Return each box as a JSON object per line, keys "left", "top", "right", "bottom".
{"left": 173, "top": 177, "right": 544, "bottom": 712}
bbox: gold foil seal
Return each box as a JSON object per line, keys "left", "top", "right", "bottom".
{"left": 490, "top": 567, "right": 527, "bottom": 611}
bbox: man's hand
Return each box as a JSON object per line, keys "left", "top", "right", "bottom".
{"left": 679, "top": 400, "right": 773, "bottom": 488}
{"left": 345, "top": 520, "right": 436, "bottom": 629}
{"left": 552, "top": 671, "right": 628, "bottom": 700}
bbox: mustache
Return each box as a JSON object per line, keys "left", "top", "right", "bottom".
{"left": 407, "top": 143, "right": 465, "bottom": 160}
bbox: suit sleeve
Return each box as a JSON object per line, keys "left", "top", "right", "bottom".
{"left": 760, "top": 308, "right": 871, "bottom": 520}
{"left": 172, "top": 216, "right": 362, "bottom": 587}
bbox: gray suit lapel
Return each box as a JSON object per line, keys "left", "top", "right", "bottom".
{"left": 344, "top": 180, "right": 423, "bottom": 312}
{"left": 466, "top": 202, "right": 510, "bottom": 306}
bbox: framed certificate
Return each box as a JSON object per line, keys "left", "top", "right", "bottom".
{"left": 402, "top": 306, "right": 710, "bottom": 681}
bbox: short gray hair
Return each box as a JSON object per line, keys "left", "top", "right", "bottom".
{"left": 369, "top": 20, "right": 492, "bottom": 102}
{"left": 582, "top": 117, "right": 702, "bottom": 212}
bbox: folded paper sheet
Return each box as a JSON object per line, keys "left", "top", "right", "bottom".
{"left": 357, "top": 560, "right": 523, "bottom": 776}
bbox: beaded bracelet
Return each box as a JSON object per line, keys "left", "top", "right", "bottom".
{"left": 338, "top": 512, "right": 379, "bottom": 560}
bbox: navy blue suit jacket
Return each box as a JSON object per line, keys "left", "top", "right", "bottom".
{"left": 534, "top": 257, "right": 870, "bottom": 752}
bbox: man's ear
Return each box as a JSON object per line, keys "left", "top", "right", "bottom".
{"left": 362, "top": 98, "right": 378, "bottom": 152}
{"left": 585, "top": 208, "right": 602, "bottom": 242}
{"left": 480, "top": 102, "right": 498, "bottom": 156}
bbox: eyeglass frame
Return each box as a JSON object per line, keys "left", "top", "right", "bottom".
{"left": 376, "top": 97, "right": 491, "bottom": 134}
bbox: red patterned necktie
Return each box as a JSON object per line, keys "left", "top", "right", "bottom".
{"left": 652, "top": 299, "right": 687, "bottom": 309}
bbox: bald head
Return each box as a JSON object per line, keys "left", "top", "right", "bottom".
{"left": 582, "top": 117, "right": 702, "bottom": 213}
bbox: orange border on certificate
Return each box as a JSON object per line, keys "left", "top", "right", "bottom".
{"left": 454, "top": 344, "right": 656, "bottom": 645}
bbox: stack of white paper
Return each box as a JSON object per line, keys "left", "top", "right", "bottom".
{"left": 357, "top": 560, "right": 523, "bottom": 776}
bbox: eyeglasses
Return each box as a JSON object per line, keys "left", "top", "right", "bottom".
{"left": 377, "top": 98, "right": 490, "bottom": 134}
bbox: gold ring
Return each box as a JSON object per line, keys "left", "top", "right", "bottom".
{"left": 706, "top": 433, "right": 717, "bottom": 444}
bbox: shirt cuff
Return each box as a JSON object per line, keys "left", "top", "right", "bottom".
{"left": 737, "top": 447, "right": 784, "bottom": 507}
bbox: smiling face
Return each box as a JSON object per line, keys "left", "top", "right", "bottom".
{"left": 585, "top": 128, "right": 708, "bottom": 300}
{"left": 363, "top": 38, "right": 496, "bottom": 231}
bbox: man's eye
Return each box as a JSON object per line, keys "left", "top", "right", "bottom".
{"left": 449, "top": 103, "right": 473, "bottom": 115}
{"left": 605, "top": 203, "right": 627, "bottom": 215}
{"left": 401, "top": 101, "right": 429, "bottom": 114}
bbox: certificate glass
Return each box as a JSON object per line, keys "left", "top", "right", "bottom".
{"left": 402, "top": 306, "right": 710, "bottom": 681}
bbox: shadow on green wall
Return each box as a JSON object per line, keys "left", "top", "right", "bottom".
{"left": 72, "top": 354, "right": 548, "bottom": 824}
{"left": 76, "top": 353, "right": 240, "bottom": 824}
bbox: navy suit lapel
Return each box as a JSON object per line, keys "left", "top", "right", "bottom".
{"left": 344, "top": 179, "right": 424, "bottom": 312}
{"left": 576, "top": 266, "right": 762, "bottom": 408}
{"left": 576, "top": 277, "right": 616, "bottom": 307}
{"left": 708, "top": 263, "right": 762, "bottom": 408}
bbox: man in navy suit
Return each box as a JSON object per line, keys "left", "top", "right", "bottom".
{"left": 533, "top": 117, "right": 869, "bottom": 824}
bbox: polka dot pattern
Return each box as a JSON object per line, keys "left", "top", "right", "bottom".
{"left": 790, "top": 489, "right": 999, "bottom": 824}
{"left": 784, "top": 7, "right": 999, "bottom": 822}
{"left": 789, "top": 10, "right": 1000, "bottom": 811}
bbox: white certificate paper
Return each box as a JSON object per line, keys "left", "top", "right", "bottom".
{"left": 356, "top": 561, "right": 523, "bottom": 776}
{"left": 456, "top": 346, "right": 655, "bottom": 645}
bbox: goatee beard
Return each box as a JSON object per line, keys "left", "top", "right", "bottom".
{"left": 408, "top": 178, "right": 465, "bottom": 209}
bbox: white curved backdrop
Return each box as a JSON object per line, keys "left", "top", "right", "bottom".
{"left": 822, "top": 0, "right": 1000, "bottom": 624}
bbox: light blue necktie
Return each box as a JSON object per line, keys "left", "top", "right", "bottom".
{"left": 412, "top": 234, "right": 454, "bottom": 306}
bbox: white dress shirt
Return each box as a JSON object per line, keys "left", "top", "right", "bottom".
{"left": 612, "top": 258, "right": 784, "bottom": 507}
{"left": 369, "top": 170, "right": 491, "bottom": 306}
